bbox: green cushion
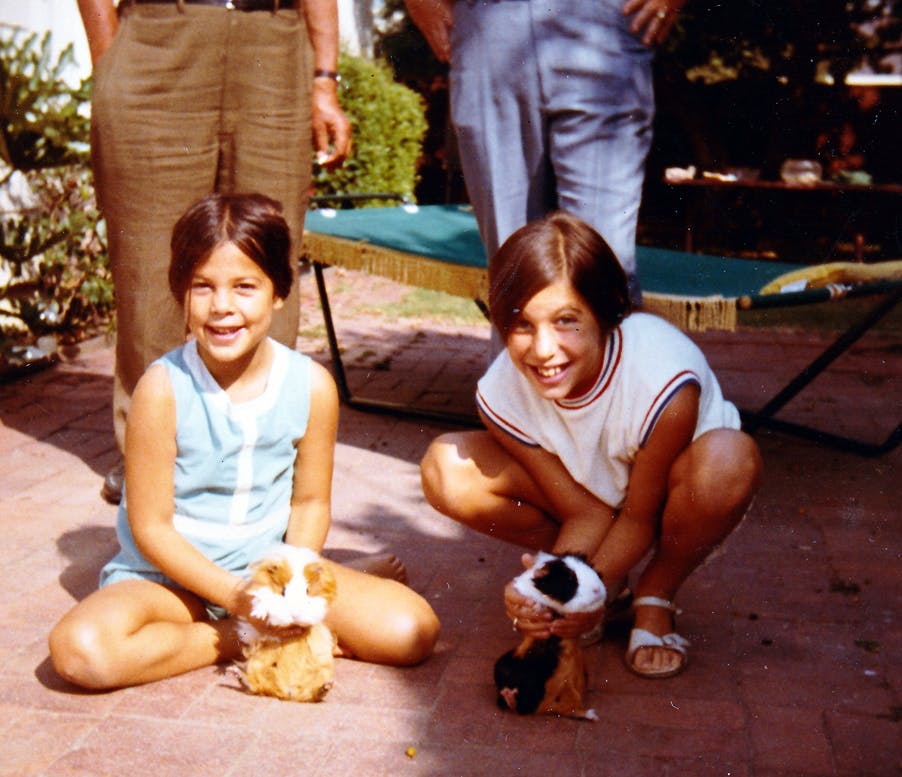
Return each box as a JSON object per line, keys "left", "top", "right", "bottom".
{"left": 304, "top": 204, "right": 805, "bottom": 297}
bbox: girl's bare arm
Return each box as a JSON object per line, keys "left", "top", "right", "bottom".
{"left": 484, "top": 417, "right": 615, "bottom": 639}
{"left": 124, "top": 366, "right": 253, "bottom": 617}
{"left": 591, "top": 383, "right": 699, "bottom": 584}
{"left": 284, "top": 361, "right": 339, "bottom": 552}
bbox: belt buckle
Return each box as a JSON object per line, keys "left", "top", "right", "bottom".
{"left": 225, "top": 0, "right": 235, "bottom": 8}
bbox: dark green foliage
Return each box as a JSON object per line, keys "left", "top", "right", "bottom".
{"left": 374, "top": 0, "right": 447, "bottom": 85}
{"left": 1, "top": 25, "right": 109, "bottom": 361}
{"left": 0, "top": 26, "right": 91, "bottom": 171}
{"left": 1, "top": 166, "right": 110, "bottom": 347}
{"left": 657, "top": 1, "right": 901, "bottom": 86}
{"left": 312, "top": 52, "right": 427, "bottom": 203}
{"left": 646, "top": 1, "right": 902, "bottom": 178}
{"left": 375, "top": 0, "right": 900, "bottom": 89}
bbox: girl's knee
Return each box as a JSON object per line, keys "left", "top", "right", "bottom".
{"left": 49, "top": 616, "right": 117, "bottom": 690}
{"left": 389, "top": 605, "right": 440, "bottom": 665}
{"left": 713, "top": 431, "right": 763, "bottom": 502}
{"left": 351, "top": 600, "right": 439, "bottom": 667}
{"left": 420, "top": 434, "right": 475, "bottom": 513}
{"left": 331, "top": 572, "right": 440, "bottom": 666}
{"left": 681, "top": 430, "right": 762, "bottom": 507}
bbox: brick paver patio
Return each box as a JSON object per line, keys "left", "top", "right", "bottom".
{"left": 1, "top": 267, "right": 899, "bottom": 776}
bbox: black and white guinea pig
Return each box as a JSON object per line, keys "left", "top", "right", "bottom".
{"left": 512, "top": 551, "right": 607, "bottom": 615}
{"left": 494, "top": 552, "right": 606, "bottom": 721}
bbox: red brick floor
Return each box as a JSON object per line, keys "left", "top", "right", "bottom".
{"left": 1, "top": 267, "right": 899, "bottom": 777}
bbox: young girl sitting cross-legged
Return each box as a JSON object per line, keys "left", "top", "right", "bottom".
{"left": 421, "top": 211, "right": 761, "bottom": 678}
{"left": 50, "top": 193, "right": 439, "bottom": 689}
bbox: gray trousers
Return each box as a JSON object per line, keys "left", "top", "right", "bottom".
{"left": 450, "top": 0, "right": 654, "bottom": 296}
{"left": 91, "top": 4, "right": 312, "bottom": 450}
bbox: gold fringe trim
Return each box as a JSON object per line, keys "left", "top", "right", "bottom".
{"left": 302, "top": 232, "right": 738, "bottom": 332}
{"left": 642, "top": 292, "right": 737, "bottom": 332}
{"left": 302, "top": 232, "right": 489, "bottom": 302}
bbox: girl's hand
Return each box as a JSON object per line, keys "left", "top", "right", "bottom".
{"left": 504, "top": 580, "right": 554, "bottom": 638}
{"left": 504, "top": 582, "right": 604, "bottom": 640}
{"left": 548, "top": 606, "right": 604, "bottom": 640}
{"left": 230, "top": 578, "right": 312, "bottom": 640}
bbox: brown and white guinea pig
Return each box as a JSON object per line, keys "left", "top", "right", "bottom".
{"left": 234, "top": 544, "right": 338, "bottom": 703}
{"left": 494, "top": 552, "right": 606, "bottom": 721}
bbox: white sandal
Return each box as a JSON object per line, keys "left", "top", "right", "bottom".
{"left": 626, "top": 596, "right": 690, "bottom": 679}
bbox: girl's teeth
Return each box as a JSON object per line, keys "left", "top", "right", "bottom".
{"left": 537, "top": 366, "right": 562, "bottom": 378}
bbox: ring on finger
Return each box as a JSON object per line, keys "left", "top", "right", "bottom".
{"left": 656, "top": 9, "right": 667, "bottom": 19}
{"left": 512, "top": 617, "right": 519, "bottom": 631}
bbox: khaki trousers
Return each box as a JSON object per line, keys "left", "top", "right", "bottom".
{"left": 91, "top": 4, "right": 312, "bottom": 450}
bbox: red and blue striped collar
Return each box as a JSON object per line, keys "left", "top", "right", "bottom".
{"left": 555, "top": 327, "right": 622, "bottom": 410}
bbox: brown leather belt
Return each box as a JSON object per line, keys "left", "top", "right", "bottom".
{"left": 130, "top": 0, "right": 296, "bottom": 11}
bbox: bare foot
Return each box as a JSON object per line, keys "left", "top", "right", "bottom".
{"left": 630, "top": 643, "right": 684, "bottom": 676}
{"left": 343, "top": 553, "right": 408, "bottom": 585}
{"left": 627, "top": 599, "right": 688, "bottom": 678}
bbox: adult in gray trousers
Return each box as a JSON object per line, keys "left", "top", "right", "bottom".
{"left": 405, "top": 0, "right": 686, "bottom": 304}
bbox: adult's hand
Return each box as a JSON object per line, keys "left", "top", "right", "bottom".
{"left": 405, "top": 0, "right": 454, "bottom": 62}
{"left": 622, "top": 0, "right": 687, "bottom": 47}
{"left": 312, "top": 79, "right": 352, "bottom": 170}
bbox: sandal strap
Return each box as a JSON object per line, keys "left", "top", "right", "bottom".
{"left": 632, "top": 595, "right": 677, "bottom": 611}
{"left": 628, "top": 628, "right": 690, "bottom": 655}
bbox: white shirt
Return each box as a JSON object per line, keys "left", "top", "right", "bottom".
{"left": 477, "top": 313, "right": 740, "bottom": 508}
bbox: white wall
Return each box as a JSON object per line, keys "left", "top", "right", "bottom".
{"left": 0, "top": 0, "right": 93, "bottom": 82}
{"left": 338, "top": 0, "right": 374, "bottom": 57}
{"left": 0, "top": 0, "right": 371, "bottom": 84}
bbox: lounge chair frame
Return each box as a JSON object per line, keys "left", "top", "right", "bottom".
{"left": 302, "top": 199, "right": 901, "bottom": 456}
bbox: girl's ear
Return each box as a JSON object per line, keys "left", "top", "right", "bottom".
{"left": 273, "top": 295, "right": 285, "bottom": 311}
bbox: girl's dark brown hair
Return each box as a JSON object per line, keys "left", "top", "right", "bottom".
{"left": 488, "top": 211, "right": 632, "bottom": 339}
{"left": 168, "top": 193, "right": 293, "bottom": 303}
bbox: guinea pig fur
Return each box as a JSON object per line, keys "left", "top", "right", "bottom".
{"left": 235, "top": 545, "right": 338, "bottom": 702}
{"left": 512, "top": 551, "right": 607, "bottom": 615}
{"left": 495, "top": 635, "right": 595, "bottom": 721}
{"left": 494, "top": 553, "right": 606, "bottom": 721}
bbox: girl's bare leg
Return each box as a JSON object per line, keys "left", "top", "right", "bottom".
{"left": 49, "top": 579, "right": 241, "bottom": 690}
{"left": 420, "top": 431, "right": 559, "bottom": 550}
{"left": 324, "top": 561, "right": 439, "bottom": 666}
{"left": 631, "top": 429, "right": 762, "bottom": 674}
{"left": 340, "top": 553, "right": 408, "bottom": 584}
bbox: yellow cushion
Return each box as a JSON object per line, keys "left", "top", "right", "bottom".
{"left": 759, "top": 260, "right": 902, "bottom": 294}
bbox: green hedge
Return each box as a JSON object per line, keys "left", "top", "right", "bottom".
{"left": 313, "top": 52, "right": 427, "bottom": 203}
{"left": 1, "top": 27, "right": 106, "bottom": 367}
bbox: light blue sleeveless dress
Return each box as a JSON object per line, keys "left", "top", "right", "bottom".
{"left": 100, "top": 338, "right": 312, "bottom": 591}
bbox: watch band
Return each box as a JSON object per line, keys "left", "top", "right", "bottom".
{"left": 313, "top": 68, "right": 341, "bottom": 82}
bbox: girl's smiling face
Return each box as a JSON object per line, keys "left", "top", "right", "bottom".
{"left": 505, "top": 278, "right": 605, "bottom": 401}
{"left": 186, "top": 241, "right": 283, "bottom": 383}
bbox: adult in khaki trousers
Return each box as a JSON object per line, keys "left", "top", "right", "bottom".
{"left": 77, "top": 0, "right": 350, "bottom": 502}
